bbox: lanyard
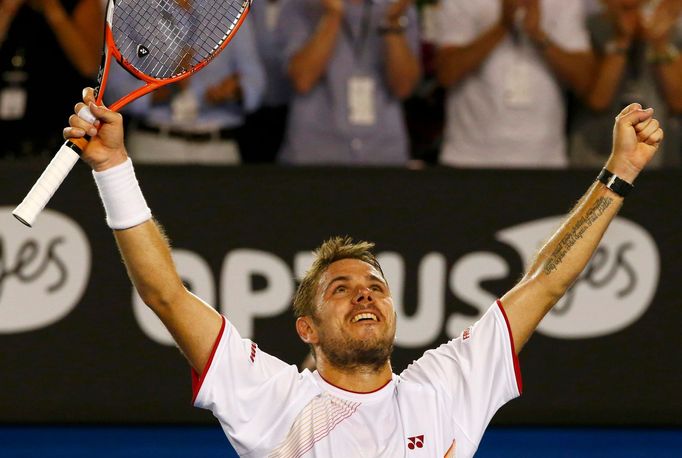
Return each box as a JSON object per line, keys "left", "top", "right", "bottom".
{"left": 341, "top": 0, "right": 373, "bottom": 63}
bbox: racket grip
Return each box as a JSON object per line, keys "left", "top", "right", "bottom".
{"left": 13, "top": 141, "right": 83, "bottom": 227}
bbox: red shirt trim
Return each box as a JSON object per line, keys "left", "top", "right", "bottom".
{"left": 496, "top": 299, "right": 523, "bottom": 394}
{"left": 317, "top": 372, "right": 392, "bottom": 394}
{"left": 191, "top": 315, "right": 227, "bottom": 404}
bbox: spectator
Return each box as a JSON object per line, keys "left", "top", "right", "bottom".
{"left": 402, "top": 0, "right": 446, "bottom": 166}
{"left": 435, "top": 0, "right": 594, "bottom": 168}
{"left": 104, "top": 15, "right": 265, "bottom": 165}
{"left": 570, "top": 0, "right": 682, "bottom": 168}
{"left": 0, "top": 0, "right": 101, "bottom": 158}
{"left": 278, "top": 0, "right": 421, "bottom": 166}
{"left": 238, "top": 0, "right": 292, "bottom": 163}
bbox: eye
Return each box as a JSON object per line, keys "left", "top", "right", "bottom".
{"left": 334, "top": 285, "right": 347, "bottom": 294}
{"left": 370, "top": 284, "right": 384, "bottom": 292}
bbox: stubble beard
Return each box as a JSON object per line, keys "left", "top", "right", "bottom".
{"left": 317, "top": 325, "right": 394, "bottom": 373}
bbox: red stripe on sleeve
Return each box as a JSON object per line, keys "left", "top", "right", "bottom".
{"left": 496, "top": 300, "right": 523, "bottom": 394}
{"left": 191, "top": 316, "right": 227, "bottom": 404}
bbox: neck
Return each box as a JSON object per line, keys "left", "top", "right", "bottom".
{"left": 316, "top": 356, "right": 393, "bottom": 393}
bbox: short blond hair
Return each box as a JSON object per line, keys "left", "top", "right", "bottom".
{"left": 293, "top": 236, "right": 384, "bottom": 318}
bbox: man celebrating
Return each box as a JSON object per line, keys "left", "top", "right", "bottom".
{"left": 65, "top": 88, "right": 662, "bottom": 457}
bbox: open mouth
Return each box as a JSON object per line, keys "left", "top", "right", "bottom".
{"left": 351, "top": 313, "right": 379, "bottom": 323}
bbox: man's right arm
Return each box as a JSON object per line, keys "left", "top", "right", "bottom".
{"left": 66, "top": 89, "right": 222, "bottom": 375}
{"left": 435, "top": 0, "right": 513, "bottom": 88}
{"left": 287, "top": 0, "right": 343, "bottom": 94}
{"left": 435, "top": 23, "right": 507, "bottom": 88}
{"left": 113, "top": 222, "right": 223, "bottom": 374}
{"left": 584, "top": 5, "right": 636, "bottom": 111}
{"left": 0, "top": 0, "right": 23, "bottom": 46}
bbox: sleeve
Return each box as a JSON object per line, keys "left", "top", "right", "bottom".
{"left": 230, "top": 15, "right": 266, "bottom": 113}
{"left": 545, "top": 0, "right": 590, "bottom": 52}
{"left": 434, "top": 0, "right": 483, "bottom": 47}
{"left": 400, "top": 301, "right": 522, "bottom": 454}
{"left": 192, "top": 316, "right": 303, "bottom": 455}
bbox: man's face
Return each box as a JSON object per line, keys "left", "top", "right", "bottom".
{"left": 309, "top": 259, "right": 397, "bottom": 370}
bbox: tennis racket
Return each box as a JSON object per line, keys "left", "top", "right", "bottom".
{"left": 13, "top": 0, "right": 252, "bottom": 227}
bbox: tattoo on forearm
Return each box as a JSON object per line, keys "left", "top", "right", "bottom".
{"left": 543, "top": 197, "right": 614, "bottom": 275}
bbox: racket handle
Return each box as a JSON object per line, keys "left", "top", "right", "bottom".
{"left": 13, "top": 140, "right": 84, "bottom": 227}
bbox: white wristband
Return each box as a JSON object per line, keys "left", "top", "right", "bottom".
{"left": 93, "top": 158, "right": 152, "bottom": 230}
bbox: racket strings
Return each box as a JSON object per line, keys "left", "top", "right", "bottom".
{"left": 112, "top": 0, "right": 247, "bottom": 79}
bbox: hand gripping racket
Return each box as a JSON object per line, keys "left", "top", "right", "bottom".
{"left": 13, "top": 0, "right": 252, "bottom": 227}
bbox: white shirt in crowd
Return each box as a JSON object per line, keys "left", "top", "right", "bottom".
{"left": 436, "top": 0, "right": 590, "bottom": 168}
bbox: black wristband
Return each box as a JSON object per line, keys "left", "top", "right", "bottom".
{"left": 596, "top": 168, "right": 634, "bottom": 197}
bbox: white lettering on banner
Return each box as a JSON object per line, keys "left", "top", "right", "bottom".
{"left": 446, "top": 252, "right": 508, "bottom": 338}
{"left": 390, "top": 253, "right": 446, "bottom": 347}
{"left": 134, "top": 249, "right": 217, "bottom": 345}
{"left": 497, "top": 216, "right": 659, "bottom": 338}
{"left": 0, "top": 208, "right": 90, "bottom": 333}
{"left": 125, "top": 218, "right": 659, "bottom": 345}
{"left": 293, "top": 251, "right": 314, "bottom": 281}
{"left": 222, "top": 249, "right": 294, "bottom": 337}
{"left": 0, "top": 208, "right": 657, "bottom": 344}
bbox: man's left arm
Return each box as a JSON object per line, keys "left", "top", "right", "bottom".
{"left": 500, "top": 103, "right": 663, "bottom": 353}
{"left": 381, "top": 0, "right": 421, "bottom": 99}
{"left": 523, "top": 0, "right": 596, "bottom": 98}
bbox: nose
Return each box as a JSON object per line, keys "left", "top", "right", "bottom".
{"left": 353, "top": 286, "right": 374, "bottom": 304}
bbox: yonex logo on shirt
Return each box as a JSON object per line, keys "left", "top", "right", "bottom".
{"left": 407, "top": 435, "right": 424, "bottom": 449}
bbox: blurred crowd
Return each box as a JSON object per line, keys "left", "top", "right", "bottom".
{"left": 1, "top": 0, "right": 682, "bottom": 168}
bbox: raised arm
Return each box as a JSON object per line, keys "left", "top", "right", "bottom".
{"left": 287, "top": 0, "right": 344, "bottom": 94}
{"left": 65, "top": 89, "right": 222, "bottom": 374}
{"left": 643, "top": 0, "right": 682, "bottom": 114}
{"left": 522, "top": 0, "right": 596, "bottom": 98}
{"left": 0, "top": 0, "right": 23, "bottom": 47}
{"left": 584, "top": 1, "right": 637, "bottom": 111}
{"left": 500, "top": 103, "right": 663, "bottom": 353}
{"left": 36, "top": 0, "right": 103, "bottom": 77}
{"left": 435, "top": 0, "right": 514, "bottom": 88}
{"left": 381, "top": 0, "right": 421, "bottom": 99}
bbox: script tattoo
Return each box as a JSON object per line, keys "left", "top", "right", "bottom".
{"left": 543, "top": 197, "right": 614, "bottom": 275}
{"left": 552, "top": 243, "right": 636, "bottom": 316}
{"left": 0, "top": 237, "right": 68, "bottom": 300}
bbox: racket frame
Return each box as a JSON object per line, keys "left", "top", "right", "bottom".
{"left": 13, "top": 0, "right": 252, "bottom": 227}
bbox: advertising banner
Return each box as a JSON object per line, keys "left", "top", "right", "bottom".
{"left": 1, "top": 162, "right": 680, "bottom": 425}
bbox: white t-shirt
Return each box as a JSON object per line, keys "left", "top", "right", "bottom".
{"left": 435, "top": 0, "right": 590, "bottom": 168}
{"left": 193, "top": 302, "right": 522, "bottom": 458}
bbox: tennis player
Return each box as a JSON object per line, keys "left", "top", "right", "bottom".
{"left": 65, "top": 87, "right": 662, "bottom": 457}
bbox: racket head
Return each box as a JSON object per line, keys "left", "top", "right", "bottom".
{"left": 97, "top": 0, "right": 252, "bottom": 111}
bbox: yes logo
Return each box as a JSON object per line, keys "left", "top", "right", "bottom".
{"left": 0, "top": 208, "right": 91, "bottom": 333}
{"left": 498, "top": 216, "right": 659, "bottom": 338}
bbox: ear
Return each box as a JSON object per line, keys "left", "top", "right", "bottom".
{"left": 296, "top": 316, "right": 318, "bottom": 345}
